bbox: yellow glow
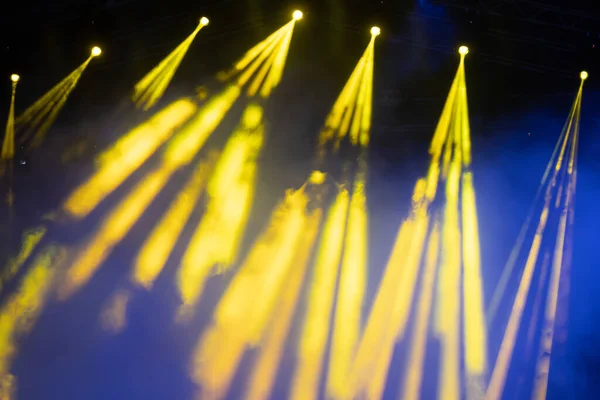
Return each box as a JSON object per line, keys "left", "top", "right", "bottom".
{"left": 0, "top": 247, "right": 65, "bottom": 380}
{"left": 133, "top": 21, "right": 207, "bottom": 110}
{"left": 132, "top": 157, "right": 214, "bottom": 288}
{"left": 0, "top": 227, "right": 46, "bottom": 295}
{"left": 61, "top": 168, "right": 171, "bottom": 299}
{"left": 91, "top": 46, "right": 102, "bottom": 57}
{"left": 245, "top": 210, "right": 322, "bottom": 400}
{"left": 177, "top": 105, "right": 264, "bottom": 313}
{"left": 16, "top": 55, "right": 95, "bottom": 148}
{"left": 370, "top": 26, "right": 381, "bottom": 36}
{"left": 63, "top": 99, "right": 196, "bottom": 218}
{"left": 462, "top": 172, "right": 488, "bottom": 377}
{"left": 290, "top": 189, "right": 350, "bottom": 400}
{"left": 1, "top": 77, "right": 18, "bottom": 163}
{"left": 191, "top": 188, "right": 320, "bottom": 399}
{"left": 327, "top": 175, "right": 368, "bottom": 399}
{"left": 10, "top": 74, "right": 19, "bottom": 83}
{"left": 459, "top": 45, "right": 469, "bottom": 55}
{"left": 293, "top": 10, "right": 303, "bottom": 20}
{"left": 580, "top": 70, "right": 588, "bottom": 80}
{"left": 309, "top": 170, "right": 326, "bottom": 184}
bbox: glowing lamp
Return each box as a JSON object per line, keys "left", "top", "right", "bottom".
{"left": 200, "top": 16, "right": 209, "bottom": 26}
{"left": 459, "top": 46, "right": 469, "bottom": 55}
{"left": 370, "top": 26, "right": 381, "bottom": 36}
{"left": 293, "top": 10, "right": 303, "bottom": 20}
{"left": 580, "top": 71, "right": 588, "bottom": 80}
{"left": 10, "top": 74, "right": 20, "bottom": 83}
{"left": 91, "top": 46, "right": 102, "bottom": 57}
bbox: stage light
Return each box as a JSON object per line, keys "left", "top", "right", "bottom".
{"left": 459, "top": 45, "right": 469, "bottom": 55}
{"left": 91, "top": 46, "right": 102, "bottom": 57}
{"left": 580, "top": 70, "right": 588, "bottom": 80}
{"left": 293, "top": 10, "right": 303, "bottom": 20}
{"left": 370, "top": 26, "right": 381, "bottom": 36}
{"left": 200, "top": 16, "right": 209, "bottom": 26}
{"left": 10, "top": 74, "right": 19, "bottom": 83}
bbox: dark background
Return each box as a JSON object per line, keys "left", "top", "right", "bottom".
{"left": 1, "top": 0, "right": 599, "bottom": 398}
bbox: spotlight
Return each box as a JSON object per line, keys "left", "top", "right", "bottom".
{"left": 91, "top": 46, "right": 102, "bottom": 57}
{"left": 580, "top": 71, "right": 589, "bottom": 80}
{"left": 10, "top": 74, "right": 20, "bottom": 83}
{"left": 293, "top": 10, "right": 303, "bottom": 20}
{"left": 459, "top": 46, "right": 469, "bottom": 55}
{"left": 370, "top": 26, "right": 381, "bottom": 36}
{"left": 200, "top": 16, "right": 209, "bottom": 26}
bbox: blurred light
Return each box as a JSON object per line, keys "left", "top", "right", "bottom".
{"left": 10, "top": 74, "right": 19, "bottom": 83}
{"left": 459, "top": 45, "right": 469, "bottom": 55}
{"left": 580, "top": 70, "right": 588, "bottom": 80}
{"left": 293, "top": 10, "right": 303, "bottom": 20}
{"left": 91, "top": 46, "right": 102, "bottom": 57}
{"left": 200, "top": 16, "right": 209, "bottom": 26}
{"left": 370, "top": 26, "right": 381, "bottom": 36}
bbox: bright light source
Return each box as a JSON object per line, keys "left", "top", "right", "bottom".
{"left": 370, "top": 26, "right": 381, "bottom": 36}
{"left": 580, "top": 71, "right": 588, "bottom": 80}
{"left": 10, "top": 74, "right": 20, "bottom": 82}
{"left": 293, "top": 10, "right": 303, "bottom": 20}
{"left": 91, "top": 46, "right": 102, "bottom": 57}
{"left": 459, "top": 46, "right": 469, "bottom": 55}
{"left": 200, "top": 16, "right": 209, "bottom": 26}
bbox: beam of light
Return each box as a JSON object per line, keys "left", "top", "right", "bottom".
{"left": 133, "top": 18, "right": 209, "bottom": 110}
{"left": 532, "top": 83, "right": 582, "bottom": 400}
{"left": 402, "top": 222, "right": 440, "bottom": 400}
{"left": 0, "top": 246, "right": 66, "bottom": 384}
{"left": 16, "top": 53, "right": 97, "bottom": 149}
{"left": 176, "top": 104, "right": 264, "bottom": 314}
{"left": 64, "top": 18, "right": 298, "bottom": 220}
{"left": 63, "top": 99, "right": 197, "bottom": 218}
{"left": 485, "top": 82, "right": 584, "bottom": 400}
{"left": 1, "top": 76, "right": 18, "bottom": 206}
{"left": 326, "top": 172, "right": 368, "bottom": 400}
{"left": 244, "top": 210, "right": 322, "bottom": 400}
{"left": 290, "top": 188, "right": 349, "bottom": 400}
{"left": 191, "top": 185, "right": 320, "bottom": 399}
{"left": 0, "top": 227, "right": 46, "bottom": 295}
{"left": 132, "top": 156, "right": 215, "bottom": 288}
{"left": 318, "top": 37, "right": 376, "bottom": 153}
{"left": 59, "top": 167, "right": 173, "bottom": 299}
{"left": 436, "top": 155, "right": 462, "bottom": 400}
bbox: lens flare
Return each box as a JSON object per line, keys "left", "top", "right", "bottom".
{"left": 459, "top": 45, "right": 469, "bottom": 55}
{"left": 200, "top": 16, "right": 209, "bottom": 26}
{"left": 91, "top": 46, "right": 102, "bottom": 57}
{"left": 580, "top": 70, "right": 588, "bottom": 80}
{"left": 10, "top": 74, "right": 19, "bottom": 83}
{"left": 370, "top": 26, "right": 381, "bottom": 36}
{"left": 293, "top": 10, "right": 303, "bottom": 20}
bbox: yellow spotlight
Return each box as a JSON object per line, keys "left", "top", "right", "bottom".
{"left": 293, "top": 10, "right": 303, "bottom": 20}
{"left": 200, "top": 16, "right": 209, "bottom": 26}
{"left": 91, "top": 46, "right": 102, "bottom": 57}
{"left": 370, "top": 26, "right": 381, "bottom": 36}
{"left": 10, "top": 74, "right": 19, "bottom": 83}
{"left": 580, "top": 71, "right": 588, "bottom": 80}
{"left": 459, "top": 45, "right": 469, "bottom": 55}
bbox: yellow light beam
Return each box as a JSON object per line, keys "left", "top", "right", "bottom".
{"left": 133, "top": 18, "right": 209, "bottom": 110}
{"left": 132, "top": 156, "right": 215, "bottom": 288}
{"left": 17, "top": 55, "right": 95, "bottom": 148}
{"left": 402, "top": 222, "right": 440, "bottom": 400}
{"left": 191, "top": 188, "right": 318, "bottom": 399}
{"left": 244, "top": 210, "right": 322, "bottom": 400}
{"left": 0, "top": 227, "right": 46, "bottom": 295}
{"left": 0, "top": 246, "right": 65, "bottom": 380}
{"left": 1, "top": 77, "right": 18, "bottom": 162}
{"left": 327, "top": 175, "right": 368, "bottom": 400}
{"left": 176, "top": 105, "right": 263, "bottom": 312}
{"left": 485, "top": 84, "right": 583, "bottom": 400}
{"left": 290, "top": 188, "right": 350, "bottom": 400}
{"left": 532, "top": 83, "right": 583, "bottom": 400}
{"left": 60, "top": 167, "right": 172, "bottom": 299}
{"left": 63, "top": 99, "right": 197, "bottom": 218}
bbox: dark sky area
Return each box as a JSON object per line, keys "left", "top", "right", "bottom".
{"left": 1, "top": 0, "right": 600, "bottom": 399}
